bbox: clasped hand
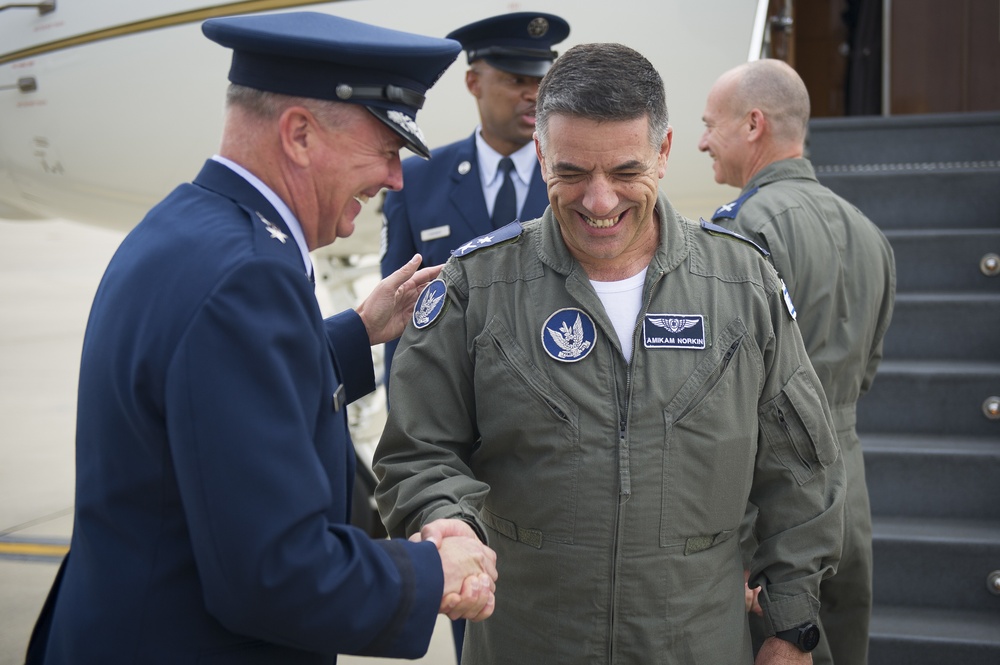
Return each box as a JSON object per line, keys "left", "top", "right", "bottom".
{"left": 410, "top": 518, "right": 498, "bottom": 622}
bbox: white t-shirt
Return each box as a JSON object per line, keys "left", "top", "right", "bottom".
{"left": 591, "top": 268, "right": 647, "bottom": 363}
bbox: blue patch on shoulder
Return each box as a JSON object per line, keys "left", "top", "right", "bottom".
{"left": 541, "top": 308, "right": 596, "bottom": 362}
{"left": 711, "top": 186, "right": 759, "bottom": 220}
{"left": 452, "top": 221, "right": 522, "bottom": 258}
{"left": 412, "top": 278, "right": 448, "bottom": 329}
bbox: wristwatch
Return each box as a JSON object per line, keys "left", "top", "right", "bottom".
{"left": 774, "top": 622, "right": 820, "bottom": 652}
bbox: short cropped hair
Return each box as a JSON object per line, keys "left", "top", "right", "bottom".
{"left": 735, "top": 59, "right": 810, "bottom": 144}
{"left": 536, "top": 43, "right": 669, "bottom": 152}
{"left": 225, "top": 83, "right": 352, "bottom": 129}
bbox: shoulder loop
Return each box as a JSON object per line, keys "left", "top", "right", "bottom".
{"left": 699, "top": 218, "right": 770, "bottom": 259}
{"left": 451, "top": 221, "right": 523, "bottom": 259}
{"left": 711, "top": 186, "right": 759, "bottom": 221}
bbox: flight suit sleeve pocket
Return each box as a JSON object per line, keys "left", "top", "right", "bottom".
{"left": 759, "top": 366, "right": 838, "bottom": 485}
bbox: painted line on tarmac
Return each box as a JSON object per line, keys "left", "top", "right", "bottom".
{"left": 0, "top": 537, "right": 69, "bottom": 563}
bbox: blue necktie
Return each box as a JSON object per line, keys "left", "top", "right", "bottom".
{"left": 491, "top": 157, "right": 517, "bottom": 228}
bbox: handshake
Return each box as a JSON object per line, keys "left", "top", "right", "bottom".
{"left": 410, "top": 518, "right": 499, "bottom": 622}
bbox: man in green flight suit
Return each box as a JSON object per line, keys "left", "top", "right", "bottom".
{"left": 375, "top": 43, "right": 846, "bottom": 664}
{"left": 700, "top": 58, "right": 896, "bottom": 665}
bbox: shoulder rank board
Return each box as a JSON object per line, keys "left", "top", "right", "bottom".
{"left": 452, "top": 220, "right": 523, "bottom": 258}
{"left": 711, "top": 186, "right": 759, "bottom": 221}
{"left": 699, "top": 218, "right": 770, "bottom": 258}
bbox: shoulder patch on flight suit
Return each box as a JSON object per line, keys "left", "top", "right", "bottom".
{"left": 710, "top": 186, "right": 759, "bottom": 220}
{"left": 699, "top": 218, "right": 770, "bottom": 259}
{"left": 451, "top": 221, "right": 522, "bottom": 258}
{"left": 412, "top": 278, "right": 448, "bottom": 329}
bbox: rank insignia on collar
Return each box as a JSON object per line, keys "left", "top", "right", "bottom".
{"left": 256, "top": 211, "right": 288, "bottom": 244}
{"left": 413, "top": 278, "right": 448, "bottom": 329}
{"left": 644, "top": 314, "right": 706, "bottom": 349}
{"left": 542, "top": 308, "right": 596, "bottom": 362}
{"left": 452, "top": 221, "right": 522, "bottom": 258}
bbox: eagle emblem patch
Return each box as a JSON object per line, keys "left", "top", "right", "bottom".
{"left": 542, "top": 308, "right": 596, "bottom": 362}
{"left": 413, "top": 279, "right": 448, "bottom": 329}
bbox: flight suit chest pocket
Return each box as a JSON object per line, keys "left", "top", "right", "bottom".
{"left": 759, "top": 366, "right": 839, "bottom": 485}
{"left": 474, "top": 319, "right": 581, "bottom": 545}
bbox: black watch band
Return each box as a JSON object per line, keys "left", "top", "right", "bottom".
{"left": 774, "top": 622, "right": 820, "bottom": 652}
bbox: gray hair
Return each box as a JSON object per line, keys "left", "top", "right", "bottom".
{"left": 535, "top": 43, "right": 669, "bottom": 152}
{"left": 225, "top": 83, "right": 353, "bottom": 129}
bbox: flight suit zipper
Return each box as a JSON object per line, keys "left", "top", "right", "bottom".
{"left": 609, "top": 268, "right": 663, "bottom": 663}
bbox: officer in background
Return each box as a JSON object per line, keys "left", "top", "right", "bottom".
{"left": 379, "top": 11, "right": 570, "bottom": 386}
{"left": 700, "top": 58, "right": 896, "bottom": 665}
{"left": 25, "top": 13, "right": 498, "bottom": 664}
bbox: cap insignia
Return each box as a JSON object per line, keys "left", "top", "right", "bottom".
{"left": 527, "top": 17, "right": 550, "bottom": 38}
{"left": 387, "top": 110, "right": 426, "bottom": 145}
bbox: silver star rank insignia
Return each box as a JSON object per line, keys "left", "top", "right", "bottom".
{"left": 256, "top": 211, "right": 287, "bottom": 244}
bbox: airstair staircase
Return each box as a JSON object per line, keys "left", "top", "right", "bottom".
{"left": 807, "top": 111, "right": 1000, "bottom": 664}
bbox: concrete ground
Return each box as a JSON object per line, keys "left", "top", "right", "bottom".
{"left": 0, "top": 218, "right": 455, "bottom": 665}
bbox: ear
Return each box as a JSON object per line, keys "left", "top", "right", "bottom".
{"left": 466, "top": 68, "right": 481, "bottom": 98}
{"left": 657, "top": 126, "right": 673, "bottom": 178}
{"left": 278, "top": 106, "right": 314, "bottom": 168}
{"left": 533, "top": 132, "right": 548, "bottom": 182}
{"left": 746, "top": 108, "right": 766, "bottom": 143}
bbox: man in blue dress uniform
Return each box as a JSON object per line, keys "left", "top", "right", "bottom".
{"left": 25, "top": 12, "right": 497, "bottom": 664}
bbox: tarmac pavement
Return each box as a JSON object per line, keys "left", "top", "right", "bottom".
{"left": 0, "top": 218, "right": 454, "bottom": 665}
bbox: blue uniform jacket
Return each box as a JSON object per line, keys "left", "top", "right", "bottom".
{"left": 381, "top": 132, "right": 548, "bottom": 273}
{"left": 380, "top": 132, "right": 549, "bottom": 379}
{"left": 27, "top": 160, "right": 443, "bottom": 664}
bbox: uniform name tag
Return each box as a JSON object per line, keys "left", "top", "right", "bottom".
{"left": 643, "top": 314, "right": 706, "bottom": 349}
{"left": 420, "top": 225, "right": 451, "bottom": 242}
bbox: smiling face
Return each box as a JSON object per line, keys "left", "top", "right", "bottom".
{"left": 536, "top": 113, "right": 671, "bottom": 280}
{"left": 468, "top": 62, "right": 543, "bottom": 155}
{"left": 698, "top": 74, "right": 750, "bottom": 189}
{"left": 306, "top": 105, "right": 406, "bottom": 249}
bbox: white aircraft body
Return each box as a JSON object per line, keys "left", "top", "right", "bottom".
{"left": 0, "top": 0, "right": 760, "bottom": 260}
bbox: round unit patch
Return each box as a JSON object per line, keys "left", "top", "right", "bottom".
{"left": 413, "top": 278, "right": 448, "bottom": 329}
{"left": 541, "top": 308, "right": 596, "bottom": 362}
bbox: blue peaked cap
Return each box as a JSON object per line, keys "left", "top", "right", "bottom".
{"left": 202, "top": 12, "right": 462, "bottom": 158}
{"left": 447, "top": 12, "right": 570, "bottom": 78}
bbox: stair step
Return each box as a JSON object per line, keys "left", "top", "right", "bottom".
{"left": 872, "top": 517, "right": 1000, "bottom": 612}
{"left": 884, "top": 293, "right": 1000, "bottom": 361}
{"left": 884, "top": 228, "right": 1000, "bottom": 293}
{"left": 862, "top": 435, "right": 1000, "bottom": 520}
{"left": 859, "top": 360, "right": 1000, "bottom": 437}
{"left": 870, "top": 605, "right": 1000, "bottom": 665}
{"left": 808, "top": 111, "right": 1000, "bottom": 165}
{"left": 815, "top": 168, "right": 1000, "bottom": 231}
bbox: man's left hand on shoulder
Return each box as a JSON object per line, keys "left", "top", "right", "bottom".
{"left": 356, "top": 253, "right": 442, "bottom": 345}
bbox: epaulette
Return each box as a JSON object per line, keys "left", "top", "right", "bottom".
{"left": 710, "top": 186, "right": 759, "bottom": 221}
{"left": 451, "top": 220, "right": 522, "bottom": 258}
{"left": 699, "top": 218, "right": 770, "bottom": 258}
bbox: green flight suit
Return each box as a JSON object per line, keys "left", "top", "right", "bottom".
{"left": 376, "top": 191, "right": 846, "bottom": 664}
{"left": 716, "top": 158, "right": 896, "bottom": 665}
